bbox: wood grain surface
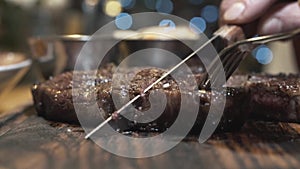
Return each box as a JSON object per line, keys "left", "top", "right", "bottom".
{"left": 1, "top": 107, "right": 300, "bottom": 169}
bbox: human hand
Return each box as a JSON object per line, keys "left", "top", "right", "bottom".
{"left": 219, "top": 0, "right": 300, "bottom": 35}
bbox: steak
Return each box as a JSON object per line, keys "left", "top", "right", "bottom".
{"left": 246, "top": 74, "right": 300, "bottom": 122}
{"left": 32, "top": 64, "right": 249, "bottom": 134}
{"left": 31, "top": 64, "right": 300, "bottom": 134}
{"left": 32, "top": 64, "right": 116, "bottom": 124}
{"left": 31, "top": 25, "right": 300, "bottom": 133}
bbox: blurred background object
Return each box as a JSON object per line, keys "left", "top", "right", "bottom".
{"left": 0, "top": 0, "right": 298, "bottom": 75}
{"left": 0, "top": 52, "right": 31, "bottom": 112}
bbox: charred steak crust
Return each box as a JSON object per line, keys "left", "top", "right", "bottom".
{"left": 32, "top": 64, "right": 116, "bottom": 124}
{"left": 247, "top": 74, "right": 300, "bottom": 122}
{"left": 127, "top": 68, "right": 249, "bottom": 133}
{"left": 32, "top": 71, "right": 76, "bottom": 123}
{"left": 32, "top": 65, "right": 250, "bottom": 133}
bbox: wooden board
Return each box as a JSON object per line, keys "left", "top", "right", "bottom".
{"left": 1, "top": 107, "right": 300, "bottom": 169}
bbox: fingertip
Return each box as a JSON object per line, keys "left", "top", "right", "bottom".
{"left": 223, "top": 2, "right": 246, "bottom": 21}
{"left": 219, "top": 0, "right": 276, "bottom": 25}
{"left": 258, "top": 18, "right": 283, "bottom": 35}
{"left": 258, "top": 2, "right": 300, "bottom": 35}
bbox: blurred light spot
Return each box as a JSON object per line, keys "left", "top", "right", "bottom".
{"left": 156, "top": 0, "right": 173, "bottom": 14}
{"left": 85, "top": 0, "right": 99, "bottom": 6}
{"left": 144, "top": 0, "right": 156, "bottom": 10}
{"left": 120, "top": 0, "right": 135, "bottom": 9}
{"left": 115, "top": 13, "right": 133, "bottom": 30}
{"left": 41, "top": 0, "right": 69, "bottom": 9}
{"left": 201, "top": 5, "right": 219, "bottom": 23}
{"left": 159, "top": 19, "right": 176, "bottom": 31}
{"left": 104, "top": 0, "right": 122, "bottom": 17}
{"left": 189, "top": 17, "right": 206, "bottom": 34}
{"left": 189, "top": 0, "right": 203, "bottom": 5}
{"left": 252, "top": 45, "right": 273, "bottom": 64}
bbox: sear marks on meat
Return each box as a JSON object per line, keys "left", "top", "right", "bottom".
{"left": 246, "top": 73, "right": 300, "bottom": 122}
{"left": 126, "top": 68, "right": 249, "bottom": 134}
{"left": 31, "top": 65, "right": 250, "bottom": 134}
{"left": 32, "top": 63, "right": 116, "bottom": 124}
{"left": 31, "top": 63, "right": 300, "bottom": 135}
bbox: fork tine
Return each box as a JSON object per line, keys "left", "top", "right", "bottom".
{"left": 201, "top": 56, "right": 226, "bottom": 89}
{"left": 200, "top": 54, "right": 222, "bottom": 89}
{"left": 200, "top": 51, "right": 233, "bottom": 89}
{"left": 220, "top": 49, "right": 245, "bottom": 79}
{"left": 201, "top": 47, "right": 246, "bottom": 89}
{"left": 225, "top": 51, "right": 247, "bottom": 80}
{"left": 208, "top": 55, "right": 233, "bottom": 88}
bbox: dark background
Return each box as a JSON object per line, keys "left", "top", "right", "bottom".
{"left": 0, "top": 0, "right": 221, "bottom": 53}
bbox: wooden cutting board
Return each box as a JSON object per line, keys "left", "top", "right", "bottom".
{"left": 1, "top": 107, "right": 300, "bottom": 169}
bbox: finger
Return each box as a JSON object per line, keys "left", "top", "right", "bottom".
{"left": 258, "top": 2, "right": 300, "bottom": 35}
{"left": 219, "top": 0, "right": 277, "bottom": 25}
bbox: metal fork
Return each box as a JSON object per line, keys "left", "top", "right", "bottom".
{"left": 201, "top": 27, "right": 300, "bottom": 89}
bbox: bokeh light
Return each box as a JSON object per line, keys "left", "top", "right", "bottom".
{"left": 41, "top": 0, "right": 69, "bottom": 9}
{"left": 201, "top": 5, "right": 219, "bottom": 23}
{"left": 115, "top": 13, "right": 133, "bottom": 30}
{"left": 189, "top": 17, "right": 206, "bottom": 34}
{"left": 120, "top": 0, "right": 136, "bottom": 9}
{"left": 159, "top": 19, "right": 176, "bottom": 31}
{"left": 144, "top": 0, "right": 156, "bottom": 10}
{"left": 104, "top": 0, "right": 122, "bottom": 17}
{"left": 189, "top": 0, "right": 203, "bottom": 5}
{"left": 85, "top": 0, "right": 99, "bottom": 6}
{"left": 252, "top": 45, "right": 273, "bottom": 65}
{"left": 156, "top": 0, "right": 174, "bottom": 14}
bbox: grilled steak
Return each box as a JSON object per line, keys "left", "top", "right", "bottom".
{"left": 246, "top": 74, "right": 300, "bottom": 122}
{"left": 32, "top": 65, "right": 249, "bottom": 134}
{"left": 32, "top": 64, "right": 116, "bottom": 124}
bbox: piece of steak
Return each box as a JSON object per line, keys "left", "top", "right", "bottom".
{"left": 246, "top": 74, "right": 300, "bottom": 122}
{"left": 32, "top": 65, "right": 250, "bottom": 134}
{"left": 32, "top": 63, "right": 116, "bottom": 124}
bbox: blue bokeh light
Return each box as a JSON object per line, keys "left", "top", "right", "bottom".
{"left": 159, "top": 19, "right": 176, "bottom": 31}
{"left": 252, "top": 45, "right": 273, "bottom": 65}
{"left": 189, "top": 17, "right": 207, "bottom": 34}
{"left": 120, "top": 0, "right": 136, "bottom": 9}
{"left": 156, "top": 0, "right": 174, "bottom": 14}
{"left": 201, "top": 5, "right": 219, "bottom": 23}
{"left": 115, "top": 13, "right": 133, "bottom": 30}
{"left": 189, "top": 0, "right": 203, "bottom": 5}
